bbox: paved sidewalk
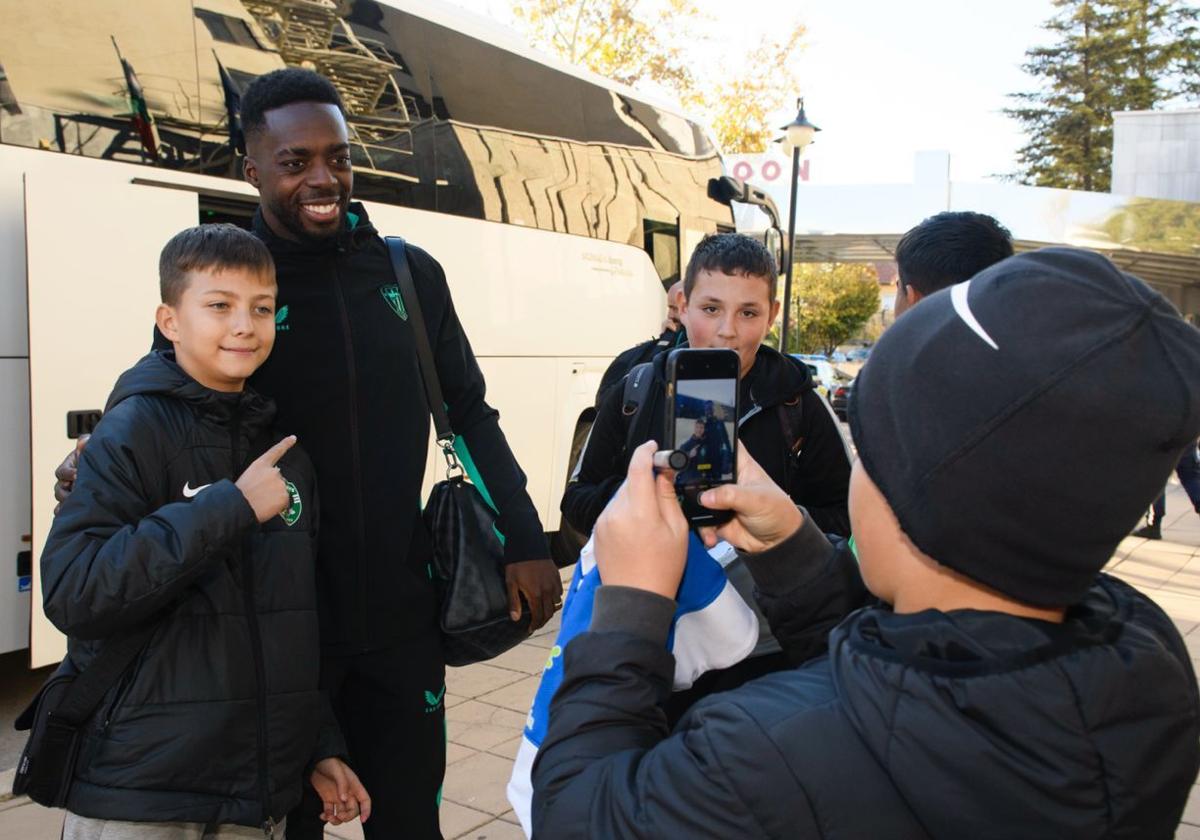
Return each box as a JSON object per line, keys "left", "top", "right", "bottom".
{"left": 3, "top": 484, "right": 1199, "bottom": 840}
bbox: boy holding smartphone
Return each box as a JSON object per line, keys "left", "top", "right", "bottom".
{"left": 534, "top": 248, "right": 1200, "bottom": 838}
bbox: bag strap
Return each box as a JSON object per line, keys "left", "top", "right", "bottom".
{"left": 384, "top": 236, "right": 461, "bottom": 476}
{"left": 54, "top": 624, "right": 157, "bottom": 725}
{"left": 620, "top": 361, "right": 657, "bottom": 454}
{"left": 776, "top": 396, "right": 805, "bottom": 495}
{"left": 776, "top": 398, "right": 805, "bottom": 457}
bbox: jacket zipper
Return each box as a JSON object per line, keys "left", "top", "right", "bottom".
{"left": 230, "top": 411, "right": 274, "bottom": 835}
{"left": 332, "top": 251, "right": 369, "bottom": 646}
{"left": 99, "top": 661, "right": 140, "bottom": 732}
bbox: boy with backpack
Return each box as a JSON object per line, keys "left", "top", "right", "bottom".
{"left": 561, "top": 232, "right": 852, "bottom": 706}
{"left": 563, "top": 232, "right": 851, "bottom": 540}
{"left": 39, "top": 224, "right": 368, "bottom": 839}
{"left": 533, "top": 247, "right": 1200, "bottom": 838}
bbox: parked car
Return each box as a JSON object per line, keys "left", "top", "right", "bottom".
{"left": 791, "top": 354, "right": 852, "bottom": 400}
{"left": 830, "top": 379, "right": 854, "bottom": 422}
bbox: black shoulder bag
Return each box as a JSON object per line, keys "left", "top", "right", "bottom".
{"left": 385, "top": 237, "right": 531, "bottom": 667}
{"left": 12, "top": 625, "right": 155, "bottom": 806}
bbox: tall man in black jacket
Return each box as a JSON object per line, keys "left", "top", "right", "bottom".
{"left": 56, "top": 69, "right": 562, "bottom": 839}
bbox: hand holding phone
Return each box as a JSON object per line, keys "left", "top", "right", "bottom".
{"left": 665, "top": 348, "right": 739, "bottom": 526}
{"left": 695, "top": 445, "right": 805, "bottom": 554}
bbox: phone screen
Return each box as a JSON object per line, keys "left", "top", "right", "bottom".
{"left": 667, "top": 349, "right": 738, "bottom": 524}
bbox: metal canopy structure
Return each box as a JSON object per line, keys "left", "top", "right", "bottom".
{"left": 735, "top": 152, "right": 1200, "bottom": 319}
{"left": 792, "top": 233, "right": 1200, "bottom": 293}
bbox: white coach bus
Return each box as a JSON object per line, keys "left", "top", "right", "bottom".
{"left": 0, "top": 0, "right": 777, "bottom": 665}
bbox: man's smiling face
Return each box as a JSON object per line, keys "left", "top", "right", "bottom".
{"left": 243, "top": 101, "right": 353, "bottom": 242}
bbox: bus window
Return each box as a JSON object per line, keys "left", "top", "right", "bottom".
{"left": 194, "top": 10, "right": 266, "bottom": 50}
{"left": 199, "top": 196, "right": 256, "bottom": 229}
{"left": 644, "top": 219, "right": 680, "bottom": 287}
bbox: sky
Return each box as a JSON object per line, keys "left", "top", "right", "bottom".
{"left": 440, "top": 0, "right": 1058, "bottom": 185}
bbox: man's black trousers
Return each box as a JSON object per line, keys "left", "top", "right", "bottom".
{"left": 287, "top": 635, "right": 447, "bottom": 839}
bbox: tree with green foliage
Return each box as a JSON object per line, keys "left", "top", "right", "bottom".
{"left": 511, "top": 0, "right": 701, "bottom": 93}
{"left": 1007, "top": 0, "right": 1200, "bottom": 192}
{"left": 1097, "top": 197, "right": 1200, "bottom": 253}
{"left": 508, "top": 0, "right": 805, "bottom": 153}
{"left": 775, "top": 263, "right": 880, "bottom": 356}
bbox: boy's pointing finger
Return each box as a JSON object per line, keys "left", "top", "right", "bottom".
{"left": 258, "top": 434, "right": 297, "bottom": 467}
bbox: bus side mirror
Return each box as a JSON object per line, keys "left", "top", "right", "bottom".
{"left": 707, "top": 176, "right": 782, "bottom": 230}
{"left": 765, "top": 227, "right": 785, "bottom": 273}
{"left": 708, "top": 176, "right": 747, "bottom": 205}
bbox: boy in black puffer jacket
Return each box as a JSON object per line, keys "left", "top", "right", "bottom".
{"left": 41, "top": 225, "right": 368, "bottom": 839}
{"left": 533, "top": 248, "right": 1200, "bottom": 839}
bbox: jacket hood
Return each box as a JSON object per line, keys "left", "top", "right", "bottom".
{"left": 744, "top": 346, "right": 812, "bottom": 408}
{"left": 830, "top": 575, "right": 1199, "bottom": 836}
{"left": 106, "top": 351, "right": 274, "bottom": 427}
{"left": 251, "top": 201, "right": 378, "bottom": 257}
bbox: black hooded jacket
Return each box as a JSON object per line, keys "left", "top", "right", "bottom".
{"left": 41, "top": 352, "right": 342, "bottom": 828}
{"left": 532, "top": 519, "right": 1200, "bottom": 838}
{"left": 152, "top": 205, "right": 548, "bottom": 649}
{"left": 562, "top": 344, "right": 852, "bottom": 536}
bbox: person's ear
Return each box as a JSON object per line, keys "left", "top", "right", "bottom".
{"left": 768, "top": 297, "right": 782, "bottom": 325}
{"left": 243, "top": 155, "right": 259, "bottom": 188}
{"left": 905, "top": 284, "right": 921, "bottom": 309}
{"left": 156, "top": 303, "right": 180, "bottom": 343}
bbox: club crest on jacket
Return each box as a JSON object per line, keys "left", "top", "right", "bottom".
{"left": 280, "top": 480, "right": 302, "bottom": 526}
{"left": 379, "top": 284, "right": 407, "bottom": 320}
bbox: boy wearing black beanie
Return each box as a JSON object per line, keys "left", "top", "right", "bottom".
{"left": 531, "top": 247, "right": 1200, "bottom": 839}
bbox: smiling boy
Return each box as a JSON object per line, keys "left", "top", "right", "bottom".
{"left": 41, "top": 224, "right": 368, "bottom": 839}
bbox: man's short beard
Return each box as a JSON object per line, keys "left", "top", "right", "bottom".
{"left": 267, "top": 195, "right": 344, "bottom": 243}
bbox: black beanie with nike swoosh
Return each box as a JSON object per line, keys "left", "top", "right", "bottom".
{"left": 849, "top": 247, "right": 1200, "bottom": 607}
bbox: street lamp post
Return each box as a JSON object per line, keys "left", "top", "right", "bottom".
{"left": 778, "top": 98, "right": 820, "bottom": 354}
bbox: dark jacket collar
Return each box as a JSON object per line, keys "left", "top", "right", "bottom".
{"left": 743, "top": 345, "right": 812, "bottom": 408}
{"left": 251, "top": 201, "right": 378, "bottom": 257}
{"left": 106, "top": 351, "right": 275, "bottom": 428}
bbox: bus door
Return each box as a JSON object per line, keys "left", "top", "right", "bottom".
{"left": 25, "top": 167, "right": 199, "bottom": 667}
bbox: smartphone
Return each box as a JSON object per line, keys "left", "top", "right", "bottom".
{"left": 665, "top": 348, "right": 739, "bottom": 525}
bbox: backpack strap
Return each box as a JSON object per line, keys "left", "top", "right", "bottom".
{"left": 777, "top": 397, "right": 805, "bottom": 457}
{"left": 620, "top": 362, "right": 658, "bottom": 454}
{"left": 776, "top": 395, "right": 805, "bottom": 493}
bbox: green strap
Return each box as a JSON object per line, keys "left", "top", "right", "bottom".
{"left": 451, "top": 433, "right": 506, "bottom": 546}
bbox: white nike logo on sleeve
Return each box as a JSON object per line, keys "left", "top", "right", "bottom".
{"left": 182, "top": 482, "right": 212, "bottom": 498}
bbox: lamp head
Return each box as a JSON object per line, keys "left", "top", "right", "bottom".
{"left": 780, "top": 98, "right": 820, "bottom": 153}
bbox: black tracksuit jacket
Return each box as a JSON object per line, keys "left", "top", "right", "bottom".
{"left": 153, "top": 205, "right": 548, "bottom": 651}
{"left": 41, "top": 352, "right": 342, "bottom": 828}
{"left": 563, "top": 344, "right": 852, "bottom": 537}
{"left": 532, "top": 519, "right": 1200, "bottom": 838}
